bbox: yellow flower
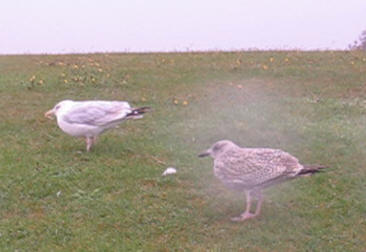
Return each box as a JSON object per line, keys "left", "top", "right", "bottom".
{"left": 61, "top": 73, "right": 66, "bottom": 77}
{"left": 173, "top": 99, "right": 179, "bottom": 105}
{"left": 141, "top": 97, "right": 147, "bottom": 102}
{"left": 98, "top": 68, "right": 103, "bottom": 72}
{"left": 73, "top": 64, "right": 78, "bottom": 69}
{"left": 38, "top": 80, "right": 44, "bottom": 85}
{"left": 183, "top": 100, "right": 188, "bottom": 106}
{"left": 285, "top": 58, "right": 289, "bottom": 62}
{"left": 29, "top": 75, "right": 36, "bottom": 81}
{"left": 262, "top": 65, "right": 268, "bottom": 70}
{"left": 269, "top": 57, "right": 274, "bottom": 62}
{"left": 64, "top": 79, "right": 68, "bottom": 83}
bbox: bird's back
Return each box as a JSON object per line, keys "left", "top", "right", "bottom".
{"left": 55, "top": 100, "right": 132, "bottom": 137}
{"left": 213, "top": 147, "right": 303, "bottom": 190}
{"left": 61, "top": 101, "right": 131, "bottom": 126}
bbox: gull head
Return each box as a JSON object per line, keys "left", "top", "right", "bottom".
{"left": 44, "top": 100, "right": 73, "bottom": 119}
{"left": 198, "top": 140, "right": 238, "bottom": 159}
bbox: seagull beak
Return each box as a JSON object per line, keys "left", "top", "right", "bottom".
{"left": 198, "top": 151, "right": 210, "bottom": 158}
{"left": 44, "top": 109, "right": 55, "bottom": 119}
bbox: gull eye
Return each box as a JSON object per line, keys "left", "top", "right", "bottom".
{"left": 55, "top": 105, "right": 61, "bottom": 110}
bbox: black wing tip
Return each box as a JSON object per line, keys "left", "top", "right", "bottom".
{"left": 299, "top": 164, "right": 328, "bottom": 176}
{"left": 303, "top": 164, "right": 327, "bottom": 170}
{"left": 134, "top": 106, "right": 151, "bottom": 114}
{"left": 126, "top": 107, "right": 151, "bottom": 117}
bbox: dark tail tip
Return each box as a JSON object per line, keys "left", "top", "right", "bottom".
{"left": 135, "top": 106, "right": 151, "bottom": 114}
{"left": 298, "top": 164, "right": 327, "bottom": 176}
{"left": 127, "top": 107, "right": 151, "bottom": 117}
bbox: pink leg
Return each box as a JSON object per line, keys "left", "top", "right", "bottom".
{"left": 254, "top": 191, "right": 263, "bottom": 216}
{"left": 92, "top": 136, "right": 98, "bottom": 146}
{"left": 231, "top": 191, "right": 257, "bottom": 222}
{"left": 86, "top": 137, "right": 93, "bottom": 152}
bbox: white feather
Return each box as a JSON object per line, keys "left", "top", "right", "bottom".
{"left": 162, "top": 167, "right": 177, "bottom": 176}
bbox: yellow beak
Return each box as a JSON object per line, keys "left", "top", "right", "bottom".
{"left": 44, "top": 109, "right": 55, "bottom": 119}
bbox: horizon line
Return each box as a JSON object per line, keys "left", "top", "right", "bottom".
{"left": 0, "top": 48, "right": 357, "bottom": 56}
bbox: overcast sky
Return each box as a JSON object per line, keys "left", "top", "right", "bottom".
{"left": 1, "top": 0, "right": 365, "bottom": 54}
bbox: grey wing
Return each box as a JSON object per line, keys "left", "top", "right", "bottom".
{"left": 63, "top": 101, "right": 132, "bottom": 126}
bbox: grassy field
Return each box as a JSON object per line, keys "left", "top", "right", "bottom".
{"left": 1, "top": 51, "right": 366, "bottom": 251}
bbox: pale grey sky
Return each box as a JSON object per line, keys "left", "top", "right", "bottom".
{"left": 1, "top": 0, "right": 365, "bottom": 54}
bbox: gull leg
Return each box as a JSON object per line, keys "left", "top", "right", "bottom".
{"left": 231, "top": 190, "right": 256, "bottom": 222}
{"left": 92, "top": 136, "right": 98, "bottom": 146}
{"left": 254, "top": 191, "right": 263, "bottom": 217}
{"left": 86, "top": 137, "right": 93, "bottom": 152}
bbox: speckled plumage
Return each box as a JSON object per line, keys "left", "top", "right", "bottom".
{"left": 213, "top": 145, "right": 303, "bottom": 190}
{"left": 199, "top": 140, "right": 325, "bottom": 221}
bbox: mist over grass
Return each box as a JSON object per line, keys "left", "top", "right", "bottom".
{"left": 0, "top": 51, "right": 366, "bottom": 250}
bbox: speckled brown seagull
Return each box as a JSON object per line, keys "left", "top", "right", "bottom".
{"left": 45, "top": 100, "right": 150, "bottom": 151}
{"left": 198, "top": 140, "right": 326, "bottom": 222}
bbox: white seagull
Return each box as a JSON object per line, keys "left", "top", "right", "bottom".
{"left": 45, "top": 100, "right": 150, "bottom": 151}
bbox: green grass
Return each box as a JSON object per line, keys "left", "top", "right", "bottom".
{"left": 1, "top": 51, "right": 366, "bottom": 251}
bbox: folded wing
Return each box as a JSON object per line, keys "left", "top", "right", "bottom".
{"left": 215, "top": 149, "right": 302, "bottom": 189}
{"left": 62, "top": 101, "right": 132, "bottom": 126}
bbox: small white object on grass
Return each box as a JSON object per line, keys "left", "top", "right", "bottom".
{"left": 162, "top": 167, "right": 177, "bottom": 176}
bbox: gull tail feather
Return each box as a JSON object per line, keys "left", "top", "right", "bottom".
{"left": 126, "top": 107, "right": 151, "bottom": 119}
{"left": 298, "top": 164, "right": 327, "bottom": 176}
